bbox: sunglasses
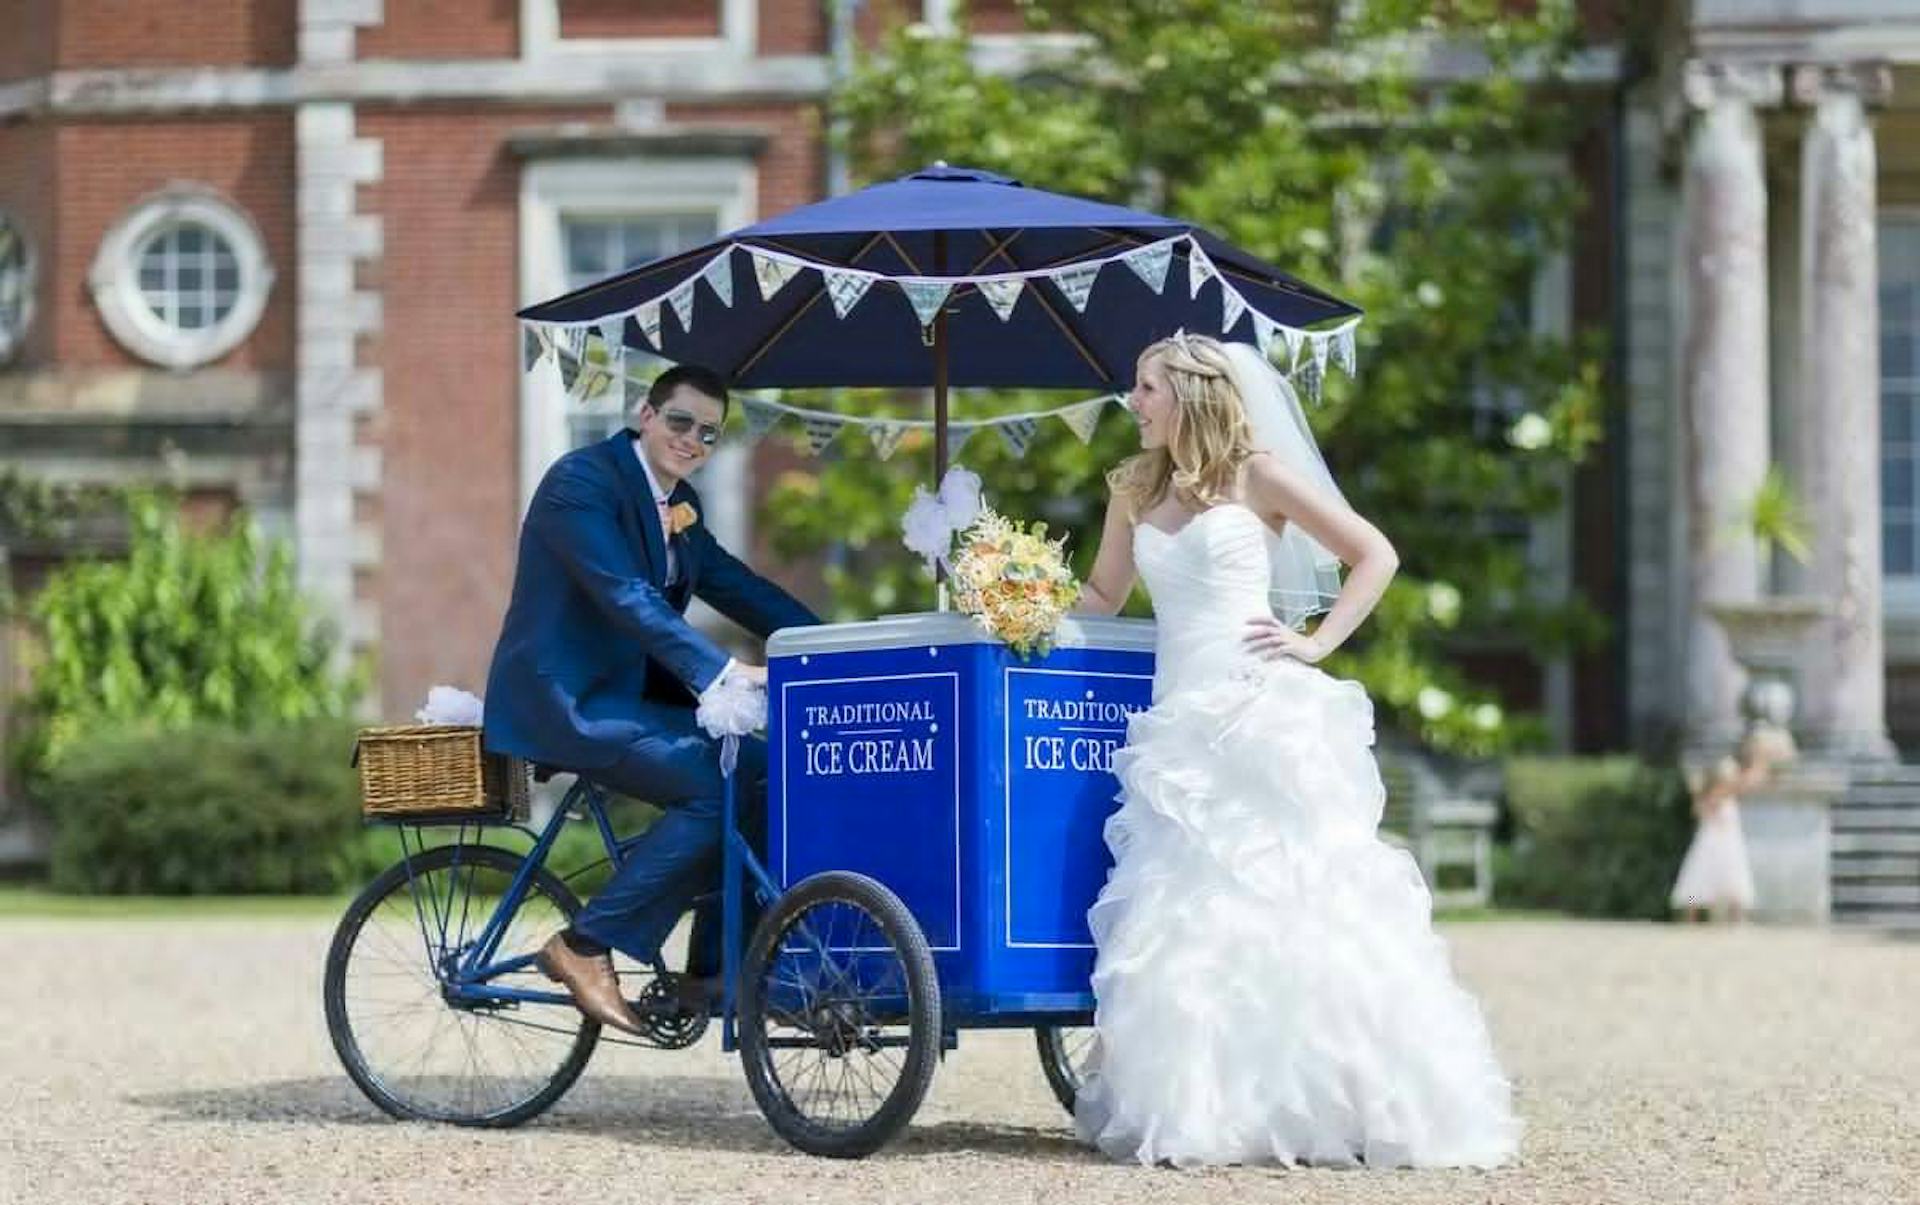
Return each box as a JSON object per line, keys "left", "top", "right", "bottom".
{"left": 658, "top": 408, "right": 724, "bottom": 446}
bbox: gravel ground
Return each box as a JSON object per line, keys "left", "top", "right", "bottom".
{"left": 4, "top": 918, "right": 1917, "bottom": 1205}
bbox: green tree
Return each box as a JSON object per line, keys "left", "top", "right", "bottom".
{"left": 16, "top": 493, "right": 363, "bottom": 786}
{"left": 764, "top": 0, "right": 1608, "bottom": 755}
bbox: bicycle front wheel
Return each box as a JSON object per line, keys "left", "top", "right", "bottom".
{"left": 738, "top": 871, "right": 941, "bottom": 1158}
{"left": 323, "top": 843, "right": 598, "bottom": 1127}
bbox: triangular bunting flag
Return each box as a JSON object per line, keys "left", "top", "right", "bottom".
{"left": 1057, "top": 399, "right": 1107, "bottom": 445}
{"left": 1049, "top": 262, "right": 1102, "bottom": 313}
{"left": 751, "top": 249, "right": 803, "bottom": 300}
{"left": 1279, "top": 324, "right": 1304, "bottom": 369}
{"left": 1252, "top": 313, "right": 1278, "bottom": 358}
{"left": 947, "top": 424, "right": 977, "bottom": 463}
{"left": 1332, "top": 326, "right": 1357, "bottom": 377}
{"left": 1123, "top": 242, "right": 1175, "bottom": 294}
{"left": 901, "top": 279, "right": 953, "bottom": 329}
{"left": 801, "top": 414, "right": 844, "bottom": 457}
{"left": 1310, "top": 330, "right": 1332, "bottom": 379}
{"left": 996, "top": 417, "right": 1041, "bottom": 459}
{"left": 1188, "top": 245, "right": 1218, "bottom": 298}
{"left": 635, "top": 301, "right": 663, "bottom": 350}
{"left": 1221, "top": 286, "right": 1248, "bottom": 334}
{"left": 522, "top": 325, "right": 547, "bottom": 372}
{"left": 1295, "top": 352, "right": 1325, "bottom": 403}
{"left": 624, "top": 372, "right": 646, "bottom": 411}
{"left": 666, "top": 282, "right": 696, "bottom": 334}
{"left": 553, "top": 324, "right": 586, "bottom": 363}
{"left": 743, "top": 400, "right": 783, "bottom": 444}
{"left": 701, "top": 253, "right": 735, "bottom": 308}
{"left": 825, "top": 269, "right": 875, "bottom": 319}
{"left": 573, "top": 357, "right": 616, "bottom": 402}
{"left": 977, "top": 277, "right": 1023, "bottom": 322}
{"left": 557, "top": 345, "right": 581, "bottom": 394}
{"left": 598, "top": 315, "right": 626, "bottom": 351}
{"left": 868, "top": 422, "right": 909, "bottom": 461}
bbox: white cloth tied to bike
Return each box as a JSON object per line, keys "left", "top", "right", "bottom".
{"left": 416, "top": 685, "right": 484, "bottom": 726}
{"left": 696, "top": 673, "right": 767, "bottom": 775}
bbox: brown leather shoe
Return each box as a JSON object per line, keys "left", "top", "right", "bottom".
{"left": 536, "top": 933, "right": 646, "bottom": 1035}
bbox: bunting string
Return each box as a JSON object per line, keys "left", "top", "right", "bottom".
{"left": 521, "top": 231, "right": 1362, "bottom": 387}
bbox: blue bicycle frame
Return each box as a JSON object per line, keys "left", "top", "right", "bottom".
{"left": 396, "top": 768, "right": 776, "bottom": 1049}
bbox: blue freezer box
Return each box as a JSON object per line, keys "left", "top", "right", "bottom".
{"left": 766, "top": 611, "right": 1155, "bottom": 1020}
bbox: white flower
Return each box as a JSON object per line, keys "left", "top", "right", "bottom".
{"left": 1472, "top": 703, "right": 1503, "bottom": 730}
{"left": 1415, "top": 281, "right": 1445, "bottom": 307}
{"left": 936, "top": 466, "right": 983, "bottom": 529}
{"left": 1426, "top": 581, "right": 1462, "bottom": 626}
{"left": 902, "top": 486, "right": 956, "bottom": 565}
{"left": 1507, "top": 412, "right": 1553, "bottom": 451}
{"left": 1416, "top": 686, "right": 1455, "bottom": 720}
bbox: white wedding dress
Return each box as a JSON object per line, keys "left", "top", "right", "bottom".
{"left": 1073, "top": 503, "right": 1520, "bottom": 1169}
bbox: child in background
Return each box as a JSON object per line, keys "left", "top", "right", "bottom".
{"left": 1671, "top": 730, "right": 1783, "bottom": 923}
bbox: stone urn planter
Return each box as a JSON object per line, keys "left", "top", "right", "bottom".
{"left": 1704, "top": 596, "right": 1842, "bottom": 923}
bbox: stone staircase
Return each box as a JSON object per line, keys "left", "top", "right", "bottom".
{"left": 1831, "top": 764, "right": 1920, "bottom": 927}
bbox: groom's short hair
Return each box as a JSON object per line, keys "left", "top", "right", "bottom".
{"left": 644, "top": 364, "right": 730, "bottom": 417}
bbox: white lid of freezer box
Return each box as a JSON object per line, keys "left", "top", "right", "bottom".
{"left": 767, "top": 610, "right": 1156, "bottom": 657}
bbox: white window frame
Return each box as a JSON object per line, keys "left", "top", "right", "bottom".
{"left": 1878, "top": 209, "right": 1920, "bottom": 624}
{"left": 520, "top": 0, "right": 755, "bottom": 59}
{"left": 0, "top": 209, "right": 33, "bottom": 364}
{"left": 87, "top": 186, "right": 274, "bottom": 370}
{"left": 518, "top": 156, "right": 757, "bottom": 547}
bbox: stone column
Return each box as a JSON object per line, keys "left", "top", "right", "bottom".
{"left": 296, "top": 1, "right": 385, "bottom": 680}
{"left": 1789, "top": 63, "right": 1896, "bottom": 760}
{"left": 1680, "top": 62, "right": 1782, "bottom": 750}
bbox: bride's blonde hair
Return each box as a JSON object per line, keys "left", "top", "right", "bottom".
{"left": 1107, "top": 332, "right": 1256, "bottom": 519}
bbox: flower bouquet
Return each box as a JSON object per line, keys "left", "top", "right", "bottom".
{"left": 947, "top": 508, "right": 1082, "bottom": 658}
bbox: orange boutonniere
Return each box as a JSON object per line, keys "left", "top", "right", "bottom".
{"left": 666, "top": 501, "right": 700, "bottom": 536}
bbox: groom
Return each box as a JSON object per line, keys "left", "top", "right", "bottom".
{"left": 483, "top": 363, "right": 819, "bottom": 1034}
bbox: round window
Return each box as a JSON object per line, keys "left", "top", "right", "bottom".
{"left": 90, "top": 187, "right": 274, "bottom": 369}
{"left": 135, "top": 220, "right": 243, "bottom": 333}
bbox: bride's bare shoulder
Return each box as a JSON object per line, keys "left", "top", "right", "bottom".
{"left": 1241, "top": 450, "right": 1320, "bottom": 502}
{"left": 1238, "top": 451, "right": 1290, "bottom": 503}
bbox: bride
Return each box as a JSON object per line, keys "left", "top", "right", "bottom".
{"left": 1069, "top": 331, "right": 1520, "bottom": 1169}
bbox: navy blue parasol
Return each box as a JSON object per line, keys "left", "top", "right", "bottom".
{"left": 519, "top": 164, "right": 1360, "bottom": 479}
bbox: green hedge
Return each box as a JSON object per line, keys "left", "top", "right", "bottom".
{"left": 44, "top": 719, "right": 364, "bottom": 894}
{"left": 1494, "top": 755, "right": 1692, "bottom": 920}
{"left": 40, "top": 718, "right": 667, "bottom": 896}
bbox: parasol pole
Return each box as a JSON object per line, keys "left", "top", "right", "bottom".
{"left": 933, "top": 231, "right": 951, "bottom": 612}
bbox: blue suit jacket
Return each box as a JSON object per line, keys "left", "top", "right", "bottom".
{"left": 483, "top": 429, "right": 819, "bottom": 771}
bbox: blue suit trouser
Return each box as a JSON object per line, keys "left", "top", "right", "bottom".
{"left": 569, "top": 700, "right": 768, "bottom": 977}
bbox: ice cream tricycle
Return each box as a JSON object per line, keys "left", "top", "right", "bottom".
{"left": 324, "top": 165, "right": 1357, "bottom": 1155}
{"left": 324, "top": 611, "right": 1151, "bottom": 1157}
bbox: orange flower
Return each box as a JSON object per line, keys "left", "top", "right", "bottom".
{"left": 667, "top": 501, "right": 700, "bottom": 535}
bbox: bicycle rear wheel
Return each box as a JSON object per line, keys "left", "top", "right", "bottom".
{"left": 1035, "top": 1025, "right": 1096, "bottom": 1116}
{"left": 323, "top": 843, "right": 598, "bottom": 1126}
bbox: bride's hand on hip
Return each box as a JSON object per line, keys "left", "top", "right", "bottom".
{"left": 1244, "top": 617, "right": 1327, "bottom": 664}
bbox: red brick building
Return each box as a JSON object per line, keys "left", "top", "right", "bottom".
{"left": 0, "top": 1, "right": 1036, "bottom": 739}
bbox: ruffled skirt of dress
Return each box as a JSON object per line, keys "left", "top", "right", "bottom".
{"left": 1669, "top": 805, "right": 1756, "bottom": 910}
{"left": 1073, "top": 657, "right": 1521, "bottom": 1169}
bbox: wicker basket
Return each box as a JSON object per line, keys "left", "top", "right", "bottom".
{"left": 353, "top": 724, "right": 530, "bottom": 821}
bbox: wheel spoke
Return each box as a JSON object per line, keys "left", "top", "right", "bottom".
{"left": 328, "top": 849, "right": 596, "bottom": 1126}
